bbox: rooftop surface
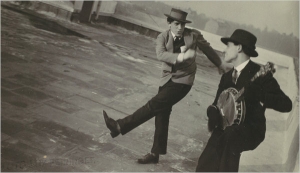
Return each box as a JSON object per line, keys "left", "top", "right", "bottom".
{"left": 1, "top": 4, "right": 221, "bottom": 172}
{"left": 2, "top": 3, "right": 298, "bottom": 172}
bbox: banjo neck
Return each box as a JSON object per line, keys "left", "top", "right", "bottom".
{"left": 234, "top": 62, "right": 276, "bottom": 102}
{"left": 234, "top": 88, "right": 245, "bottom": 101}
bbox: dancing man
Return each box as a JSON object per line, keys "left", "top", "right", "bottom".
{"left": 103, "top": 8, "right": 232, "bottom": 164}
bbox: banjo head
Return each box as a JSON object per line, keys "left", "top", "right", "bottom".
{"left": 216, "top": 87, "right": 246, "bottom": 129}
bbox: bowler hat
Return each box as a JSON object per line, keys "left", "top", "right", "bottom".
{"left": 164, "top": 8, "right": 191, "bottom": 23}
{"left": 221, "top": 29, "right": 258, "bottom": 57}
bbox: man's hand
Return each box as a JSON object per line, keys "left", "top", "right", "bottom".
{"left": 183, "top": 49, "right": 196, "bottom": 60}
{"left": 177, "top": 49, "right": 196, "bottom": 63}
{"left": 207, "top": 105, "right": 223, "bottom": 132}
{"left": 218, "top": 62, "right": 233, "bottom": 74}
{"left": 180, "top": 46, "right": 187, "bottom": 53}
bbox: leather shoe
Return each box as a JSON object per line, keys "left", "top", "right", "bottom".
{"left": 137, "top": 153, "right": 159, "bottom": 164}
{"left": 103, "top": 110, "right": 120, "bottom": 138}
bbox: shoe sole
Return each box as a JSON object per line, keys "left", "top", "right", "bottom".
{"left": 137, "top": 156, "right": 159, "bottom": 164}
{"left": 137, "top": 160, "right": 159, "bottom": 164}
{"left": 110, "top": 132, "right": 119, "bottom": 138}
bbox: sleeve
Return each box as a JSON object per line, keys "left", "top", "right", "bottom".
{"left": 212, "top": 74, "right": 226, "bottom": 106}
{"left": 260, "top": 74, "right": 292, "bottom": 112}
{"left": 194, "top": 30, "right": 222, "bottom": 67}
{"left": 155, "top": 33, "right": 179, "bottom": 65}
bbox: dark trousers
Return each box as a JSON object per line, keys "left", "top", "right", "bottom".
{"left": 117, "top": 80, "right": 192, "bottom": 154}
{"left": 195, "top": 127, "right": 241, "bottom": 172}
{"left": 196, "top": 125, "right": 264, "bottom": 172}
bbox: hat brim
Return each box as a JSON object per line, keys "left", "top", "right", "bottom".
{"left": 164, "top": 14, "right": 192, "bottom": 23}
{"left": 221, "top": 37, "right": 258, "bottom": 57}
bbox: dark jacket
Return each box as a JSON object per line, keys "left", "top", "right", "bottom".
{"left": 196, "top": 60, "right": 292, "bottom": 172}
{"left": 212, "top": 60, "right": 292, "bottom": 146}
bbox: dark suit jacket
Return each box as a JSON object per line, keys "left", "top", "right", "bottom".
{"left": 156, "top": 28, "right": 222, "bottom": 86}
{"left": 196, "top": 60, "right": 292, "bottom": 172}
{"left": 212, "top": 60, "right": 292, "bottom": 150}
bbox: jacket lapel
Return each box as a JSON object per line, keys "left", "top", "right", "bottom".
{"left": 226, "top": 68, "right": 236, "bottom": 88}
{"left": 235, "top": 60, "right": 258, "bottom": 90}
{"left": 166, "top": 30, "right": 174, "bottom": 53}
{"left": 183, "top": 29, "right": 193, "bottom": 49}
{"left": 166, "top": 29, "right": 194, "bottom": 52}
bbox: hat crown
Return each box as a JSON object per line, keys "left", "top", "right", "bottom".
{"left": 165, "top": 8, "right": 191, "bottom": 23}
{"left": 231, "top": 29, "right": 257, "bottom": 49}
{"left": 169, "top": 8, "right": 187, "bottom": 21}
{"left": 221, "top": 29, "right": 258, "bottom": 57}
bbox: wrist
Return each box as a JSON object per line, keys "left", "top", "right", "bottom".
{"left": 218, "top": 63, "right": 225, "bottom": 68}
{"left": 177, "top": 53, "right": 184, "bottom": 63}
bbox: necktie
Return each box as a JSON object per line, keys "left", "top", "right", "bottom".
{"left": 173, "top": 36, "right": 184, "bottom": 53}
{"left": 232, "top": 69, "right": 238, "bottom": 84}
{"left": 174, "top": 36, "right": 180, "bottom": 43}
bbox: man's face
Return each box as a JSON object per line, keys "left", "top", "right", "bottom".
{"left": 169, "top": 20, "right": 185, "bottom": 36}
{"left": 224, "top": 42, "right": 239, "bottom": 63}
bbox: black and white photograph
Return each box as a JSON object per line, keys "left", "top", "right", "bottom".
{"left": 1, "top": 0, "right": 299, "bottom": 172}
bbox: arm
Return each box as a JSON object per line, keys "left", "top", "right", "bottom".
{"left": 212, "top": 74, "right": 226, "bottom": 106}
{"left": 156, "top": 33, "right": 196, "bottom": 64}
{"left": 195, "top": 32, "right": 222, "bottom": 67}
{"left": 245, "top": 74, "right": 292, "bottom": 112}
{"left": 207, "top": 74, "right": 226, "bottom": 131}
{"left": 195, "top": 30, "right": 233, "bottom": 73}
{"left": 155, "top": 33, "right": 179, "bottom": 65}
{"left": 261, "top": 75, "right": 292, "bottom": 112}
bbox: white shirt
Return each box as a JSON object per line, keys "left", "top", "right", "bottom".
{"left": 233, "top": 60, "right": 250, "bottom": 79}
{"left": 171, "top": 31, "right": 186, "bottom": 64}
{"left": 171, "top": 31, "right": 182, "bottom": 41}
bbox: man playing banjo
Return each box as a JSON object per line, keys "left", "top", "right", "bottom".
{"left": 195, "top": 29, "right": 292, "bottom": 172}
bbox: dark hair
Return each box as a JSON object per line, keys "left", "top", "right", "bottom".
{"left": 232, "top": 42, "right": 252, "bottom": 57}
{"left": 167, "top": 17, "right": 175, "bottom": 24}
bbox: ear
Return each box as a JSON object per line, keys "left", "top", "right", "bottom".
{"left": 237, "top": 44, "right": 243, "bottom": 53}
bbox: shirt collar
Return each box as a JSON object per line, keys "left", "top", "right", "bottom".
{"left": 171, "top": 31, "right": 182, "bottom": 40}
{"left": 234, "top": 60, "right": 250, "bottom": 72}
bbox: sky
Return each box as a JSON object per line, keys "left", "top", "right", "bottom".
{"left": 162, "top": 1, "right": 299, "bottom": 38}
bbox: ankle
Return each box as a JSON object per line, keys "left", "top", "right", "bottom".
{"left": 151, "top": 153, "right": 158, "bottom": 157}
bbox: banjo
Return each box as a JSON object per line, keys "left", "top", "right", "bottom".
{"left": 216, "top": 62, "right": 276, "bottom": 130}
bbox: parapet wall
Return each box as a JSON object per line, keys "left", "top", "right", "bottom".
{"left": 7, "top": 1, "right": 73, "bottom": 21}
{"left": 95, "top": 3, "right": 299, "bottom": 172}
